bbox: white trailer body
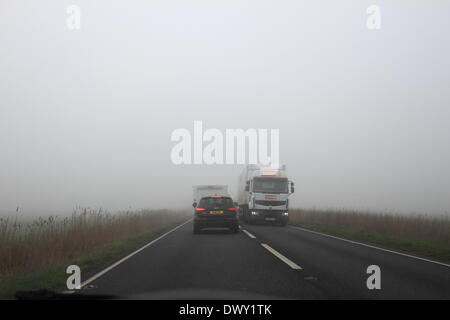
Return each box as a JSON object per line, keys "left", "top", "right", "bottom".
{"left": 192, "top": 185, "right": 229, "bottom": 204}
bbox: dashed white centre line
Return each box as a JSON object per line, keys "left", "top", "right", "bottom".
{"left": 242, "top": 229, "right": 256, "bottom": 239}
{"left": 261, "top": 243, "right": 302, "bottom": 270}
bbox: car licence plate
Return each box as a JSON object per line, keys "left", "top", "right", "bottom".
{"left": 210, "top": 210, "right": 223, "bottom": 214}
{"left": 265, "top": 217, "right": 276, "bottom": 221}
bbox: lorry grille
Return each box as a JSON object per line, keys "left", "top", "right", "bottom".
{"left": 255, "top": 200, "right": 286, "bottom": 206}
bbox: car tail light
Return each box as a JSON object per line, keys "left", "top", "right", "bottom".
{"left": 211, "top": 196, "right": 222, "bottom": 198}
{"left": 227, "top": 207, "right": 237, "bottom": 211}
{"left": 195, "top": 207, "right": 206, "bottom": 212}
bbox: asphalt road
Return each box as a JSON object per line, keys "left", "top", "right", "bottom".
{"left": 80, "top": 219, "right": 450, "bottom": 299}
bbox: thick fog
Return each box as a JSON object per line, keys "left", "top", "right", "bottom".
{"left": 1, "top": 1, "right": 450, "bottom": 216}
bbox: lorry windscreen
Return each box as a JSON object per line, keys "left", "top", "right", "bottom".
{"left": 253, "top": 177, "right": 288, "bottom": 193}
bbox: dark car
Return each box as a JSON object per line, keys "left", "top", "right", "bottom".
{"left": 193, "top": 196, "right": 239, "bottom": 234}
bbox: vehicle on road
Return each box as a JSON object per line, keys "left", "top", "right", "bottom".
{"left": 237, "top": 164, "right": 294, "bottom": 226}
{"left": 192, "top": 185, "right": 229, "bottom": 207}
{"left": 193, "top": 196, "right": 239, "bottom": 234}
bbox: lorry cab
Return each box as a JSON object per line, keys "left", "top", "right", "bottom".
{"left": 239, "top": 165, "right": 294, "bottom": 226}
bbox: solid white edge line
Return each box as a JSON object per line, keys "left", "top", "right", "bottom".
{"left": 242, "top": 229, "right": 256, "bottom": 239}
{"left": 71, "top": 219, "right": 192, "bottom": 291}
{"left": 261, "top": 243, "right": 302, "bottom": 270}
{"left": 289, "top": 225, "right": 450, "bottom": 268}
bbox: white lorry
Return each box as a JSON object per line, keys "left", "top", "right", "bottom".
{"left": 237, "top": 164, "right": 294, "bottom": 226}
{"left": 192, "top": 185, "right": 229, "bottom": 207}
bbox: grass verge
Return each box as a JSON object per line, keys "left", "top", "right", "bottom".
{"left": 0, "top": 219, "right": 187, "bottom": 299}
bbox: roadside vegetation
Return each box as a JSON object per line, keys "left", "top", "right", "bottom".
{"left": 0, "top": 209, "right": 190, "bottom": 298}
{"left": 289, "top": 209, "right": 450, "bottom": 263}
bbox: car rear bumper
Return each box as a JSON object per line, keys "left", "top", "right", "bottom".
{"left": 194, "top": 217, "right": 238, "bottom": 229}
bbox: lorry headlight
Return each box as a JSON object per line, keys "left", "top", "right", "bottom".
{"left": 283, "top": 212, "right": 289, "bottom": 216}
{"left": 251, "top": 211, "right": 257, "bottom": 215}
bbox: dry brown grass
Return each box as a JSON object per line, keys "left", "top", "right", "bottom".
{"left": 289, "top": 208, "right": 450, "bottom": 245}
{"left": 0, "top": 208, "right": 189, "bottom": 278}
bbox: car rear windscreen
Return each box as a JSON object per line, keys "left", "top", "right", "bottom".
{"left": 198, "top": 197, "right": 234, "bottom": 209}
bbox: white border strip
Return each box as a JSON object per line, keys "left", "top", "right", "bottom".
{"left": 261, "top": 243, "right": 302, "bottom": 270}
{"left": 74, "top": 219, "right": 192, "bottom": 290}
{"left": 289, "top": 225, "right": 450, "bottom": 268}
{"left": 242, "top": 229, "right": 256, "bottom": 239}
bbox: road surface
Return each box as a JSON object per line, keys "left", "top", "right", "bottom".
{"left": 79, "top": 219, "right": 450, "bottom": 299}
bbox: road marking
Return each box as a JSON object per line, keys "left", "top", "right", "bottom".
{"left": 61, "top": 289, "right": 75, "bottom": 294}
{"left": 289, "top": 225, "right": 450, "bottom": 268}
{"left": 73, "top": 219, "right": 192, "bottom": 291}
{"left": 242, "top": 229, "right": 256, "bottom": 239}
{"left": 261, "top": 243, "right": 302, "bottom": 270}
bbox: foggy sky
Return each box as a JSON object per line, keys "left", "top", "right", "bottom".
{"left": 1, "top": 1, "right": 450, "bottom": 216}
